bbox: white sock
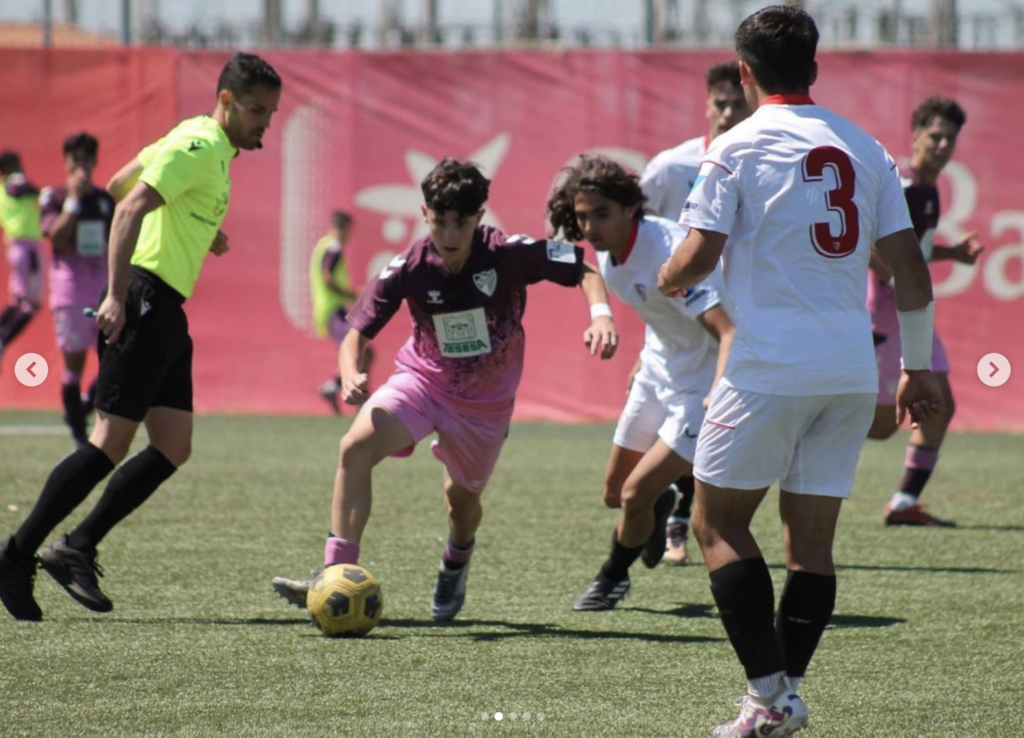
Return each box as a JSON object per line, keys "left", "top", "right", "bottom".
{"left": 889, "top": 491, "right": 917, "bottom": 510}
{"left": 747, "top": 671, "right": 786, "bottom": 703}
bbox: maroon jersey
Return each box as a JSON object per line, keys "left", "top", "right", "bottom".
{"left": 347, "top": 225, "right": 584, "bottom": 407}
{"left": 901, "top": 168, "right": 940, "bottom": 256}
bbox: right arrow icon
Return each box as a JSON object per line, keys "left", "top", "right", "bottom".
{"left": 978, "top": 353, "right": 1011, "bottom": 387}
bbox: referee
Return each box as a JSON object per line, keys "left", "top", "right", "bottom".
{"left": 0, "top": 52, "right": 282, "bottom": 621}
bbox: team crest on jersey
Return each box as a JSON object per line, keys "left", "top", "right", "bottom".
{"left": 634, "top": 284, "right": 647, "bottom": 302}
{"left": 473, "top": 269, "right": 497, "bottom": 297}
{"left": 427, "top": 290, "right": 443, "bottom": 304}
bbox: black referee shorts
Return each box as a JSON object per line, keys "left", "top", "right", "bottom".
{"left": 94, "top": 267, "right": 193, "bottom": 422}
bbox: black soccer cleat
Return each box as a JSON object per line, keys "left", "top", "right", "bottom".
{"left": 572, "top": 575, "right": 631, "bottom": 611}
{"left": 640, "top": 486, "right": 679, "bottom": 569}
{"left": 0, "top": 537, "right": 43, "bottom": 621}
{"left": 38, "top": 535, "right": 113, "bottom": 613}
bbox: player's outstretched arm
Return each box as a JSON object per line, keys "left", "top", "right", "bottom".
{"left": 931, "top": 231, "right": 984, "bottom": 264}
{"left": 658, "top": 227, "right": 727, "bottom": 294}
{"left": 97, "top": 182, "right": 164, "bottom": 345}
{"left": 875, "top": 228, "right": 944, "bottom": 428}
{"left": 106, "top": 158, "right": 144, "bottom": 202}
{"left": 578, "top": 263, "right": 618, "bottom": 359}
{"left": 339, "top": 329, "right": 371, "bottom": 405}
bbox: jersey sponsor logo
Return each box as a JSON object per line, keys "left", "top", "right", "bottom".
{"left": 379, "top": 256, "right": 407, "bottom": 279}
{"left": 473, "top": 269, "right": 497, "bottom": 297}
{"left": 432, "top": 308, "right": 492, "bottom": 358}
{"left": 188, "top": 140, "right": 203, "bottom": 152}
{"left": 546, "top": 240, "right": 577, "bottom": 264}
{"left": 213, "top": 192, "right": 228, "bottom": 218}
{"left": 427, "top": 290, "right": 443, "bottom": 304}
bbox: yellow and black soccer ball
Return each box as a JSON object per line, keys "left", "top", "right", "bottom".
{"left": 307, "top": 564, "right": 383, "bottom": 637}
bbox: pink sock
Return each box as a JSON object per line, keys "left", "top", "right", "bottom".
{"left": 62, "top": 369, "right": 82, "bottom": 385}
{"left": 324, "top": 536, "right": 360, "bottom": 566}
{"left": 443, "top": 538, "right": 474, "bottom": 566}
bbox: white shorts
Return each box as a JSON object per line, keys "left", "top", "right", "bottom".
{"left": 694, "top": 384, "right": 875, "bottom": 498}
{"left": 613, "top": 375, "right": 705, "bottom": 463}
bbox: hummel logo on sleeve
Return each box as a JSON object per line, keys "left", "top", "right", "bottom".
{"left": 380, "top": 256, "right": 407, "bottom": 279}
{"left": 188, "top": 141, "right": 203, "bottom": 152}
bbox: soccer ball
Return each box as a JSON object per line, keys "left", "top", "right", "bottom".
{"left": 307, "top": 564, "right": 384, "bottom": 637}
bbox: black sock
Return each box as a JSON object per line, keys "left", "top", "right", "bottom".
{"left": 13, "top": 443, "right": 115, "bottom": 556}
{"left": 68, "top": 446, "right": 177, "bottom": 551}
{"left": 0, "top": 304, "right": 34, "bottom": 344}
{"left": 776, "top": 570, "right": 837, "bottom": 681}
{"left": 0, "top": 305, "right": 16, "bottom": 332}
{"left": 599, "top": 533, "right": 644, "bottom": 581}
{"left": 709, "top": 558, "right": 785, "bottom": 679}
{"left": 62, "top": 381, "right": 88, "bottom": 443}
{"left": 670, "top": 476, "right": 695, "bottom": 520}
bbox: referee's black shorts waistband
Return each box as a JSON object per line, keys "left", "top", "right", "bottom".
{"left": 130, "top": 266, "right": 186, "bottom": 306}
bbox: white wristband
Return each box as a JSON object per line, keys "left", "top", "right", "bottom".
{"left": 897, "top": 302, "right": 935, "bottom": 370}
{"left": 62, "top": 197, "right": 81, "bottom": 216}
{"left": 590, "top": 303, "right": 613, "bottom": 320}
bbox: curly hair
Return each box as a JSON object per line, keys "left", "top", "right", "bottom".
{"left": 912, "top": 96, "right": 966, "bottom": 133}
{"left": 546, "top": 154, "right": 646, "bottom": 243}
{"left": 421, "top": 157, "right": 490, "bottom": 216}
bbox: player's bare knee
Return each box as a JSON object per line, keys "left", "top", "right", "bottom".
{"left": 338, "top": 431, "right": 377, "bottom": 470}
{"left": 602, "top": 482, "right": 623, "bottom": 508}
{"left": 159, "top": 442, "right": 191, "bottom": 468}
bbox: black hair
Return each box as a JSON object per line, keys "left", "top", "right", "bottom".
{"left": 420, "top": 157, "right": 490, "bottom": 216}
{"left": 0, "top": 150, "right": 22, "bottom": 176}
{"left": 63, "top": 131, "right": 99, "bottom": 159}
{"left": 331, "top": 210, "right": 353, "bottom": 230}
{"left": 546, "top": 154, "right": 647, "bottom": 243}
{"left": 735, "top": 5, "right": 818, "bottom": 94}
{"left": 217, "top": 52, "right": 282, "bottom": 99}
{"left": 705, "top": 60, "right": 741, "bottom": 91}
{"left": 912, "top": 96, "right": 967, "bottom": 133}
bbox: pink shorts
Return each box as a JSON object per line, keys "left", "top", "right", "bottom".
{"left": 6, "top": 239, "right": 43, "bottom": 304}
{"left": 875, "top": 331, "right": 950, "bottom": 405}
{"left": 365, "top": 371, "right": 513, "bottom": 493}
{"left": 53, "top": 306, "right": 99, "bottom": 353}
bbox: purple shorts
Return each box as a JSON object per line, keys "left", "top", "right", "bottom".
{"left": 53, "top": 306, "right": 99, "bottom": 354}
{"left": 365, "top": 370, "right": 513, "bottom": 493}
{"left": 875, "top": 331, "right": 950, "bottom": 405}
{"left": 6, "top": 239, "right": 43, "bottom": 304}
{"left": 328, "top": 309, "right": 351, "bottom": 343}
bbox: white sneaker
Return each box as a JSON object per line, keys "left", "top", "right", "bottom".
{"left": 713, "top": 685, "right": 807, "bottom": 737}
{"left": 430, "top": 561, "right": 470, "bottom": 622}
{"left": 271, "top": 576, "right": 312, "bottom": 609}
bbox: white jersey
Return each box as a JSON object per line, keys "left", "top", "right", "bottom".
{"left": 597, "top": 216, "right": 722, "bottom": 394}
{"left": 640, "top": 135, "right": 707, "bottom": 221}
{"left": 681, "top": 96, "right": 913, "bottom": 396}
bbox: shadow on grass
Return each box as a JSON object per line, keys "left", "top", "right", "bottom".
{"left": 72, "top": 617, "right": 312, "bottom": 626}
{"left": 624, "top": 602, "right": 717, "bottom": 619}
{"left": 379, "top": 617, "right": 724, "bottom": 644}
{"left": 828, "top": 613, "right": 905, "bottom": 629}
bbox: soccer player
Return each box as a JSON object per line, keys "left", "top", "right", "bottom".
{"left": 39, "top": 132, "right": 115, "bottom": 447}
{"left": 658, "top": 6, "right": 944, "bottom": 736}
{"left": 867, "top": 96, "right": 981, "bottom": 527}
{"left": 272, "top": 157, "right": 619, "bottom": 622}
{"left": 0, "top": 52, "right": 282, "bottom": 622}
{"left": 0, "top": 151, "right": 43, "bottom": 363}
{"left": 546, "top": 154, "right": 734, "bottom": 610}
{"left": 310, "top": 210, "right": 373, "bottom": 414}
{"left": 640, "top": 59, "right": 750, "bottom": 566}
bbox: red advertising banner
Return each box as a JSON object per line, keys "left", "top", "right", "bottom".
{"left": 1, "top": 49, "right": 1021, "bottom": 429}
